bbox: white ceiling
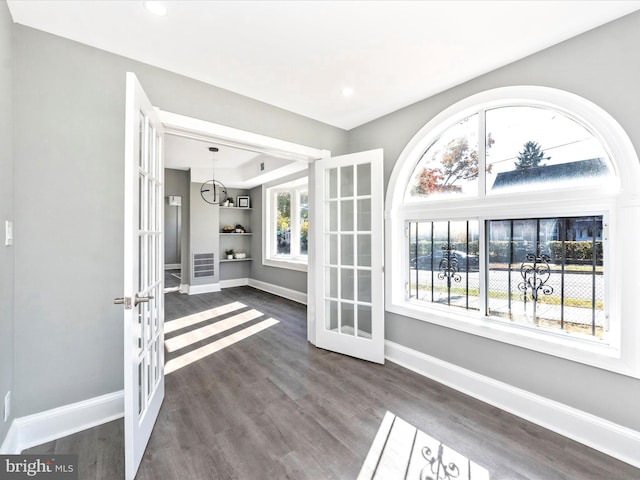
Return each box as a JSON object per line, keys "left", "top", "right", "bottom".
{"left": 8, "top": 0, "right": 640, "bottom": 188}
{"left": 7, "top": 0, "right": 640, "bottom": 131}
{"left": 163, "top": 133, "right": 309, "bottom": 189}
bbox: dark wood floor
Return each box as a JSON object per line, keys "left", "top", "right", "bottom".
{"left": 27, "top": 287, "right": 640, "bottom": 479}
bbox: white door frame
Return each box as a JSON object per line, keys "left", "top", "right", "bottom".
{"left": 155, "top": 109, "right": 330, "bottom": 344}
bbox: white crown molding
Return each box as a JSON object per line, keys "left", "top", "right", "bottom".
{"left": 385, "top": 340, "right": 640, "bottom": 468}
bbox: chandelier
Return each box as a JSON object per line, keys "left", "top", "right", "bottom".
{"left": 200, "top": 146, "right": 228, "bottom": 205}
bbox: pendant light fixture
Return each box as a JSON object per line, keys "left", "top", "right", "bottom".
{"left": 200, "top": 146, "right": 228, "bottom": 205}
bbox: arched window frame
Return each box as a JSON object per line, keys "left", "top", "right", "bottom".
{"left": 385, "top": 86, "right": 640, "bottom": 377}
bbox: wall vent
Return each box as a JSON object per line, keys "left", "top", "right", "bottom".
{"left": 193, "top": 253, "right": 215, "bottom": 278}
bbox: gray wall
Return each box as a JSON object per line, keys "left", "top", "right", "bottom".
{"left": 188, "top": 181, "right": 219, "bottom": 286}
{"left": 164, "top": 169, "right": 189, "bottom": 271}
{"left": 12, "top": 25, "right": 348, "bottom": 417}
{"left": 348, "top": 11, "right": 640, "bottom": 430}
{"left": 0, "top": 0, "right": 14, "bottom": 442}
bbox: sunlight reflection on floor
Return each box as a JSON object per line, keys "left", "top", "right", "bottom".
{"left": 358, "top": 411, "right": 490, "bottom": 480}
{"left": 164, "top": 317, "right": 279, "bottom": 374}
{"left": 165, "top": 308, "right": 264, "bottom": 352}
{"left": 164, "top": 301, "right": 246, "bottom": 334}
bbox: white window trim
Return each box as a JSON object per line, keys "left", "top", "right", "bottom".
{"left": 263, "top": 178, "right": 308, "bottom": 272}
{"left": 385, "top": 86, "right": 640, "bottom": 378}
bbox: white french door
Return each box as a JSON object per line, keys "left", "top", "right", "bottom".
{"left": 313, "top": 149, "right": 385, "bottom": 364}
{"left": 121, "top": 72, "right": 165, "bottom": 480}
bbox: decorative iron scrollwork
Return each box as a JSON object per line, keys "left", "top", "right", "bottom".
{"left": 437, "top": 246, "right": 461, "bottom": 286}
{"left": 420, "top": 443, "right": 460, "bottom": 480}
{"left": 518, "top": 253, "right": 553, "bottom": 302}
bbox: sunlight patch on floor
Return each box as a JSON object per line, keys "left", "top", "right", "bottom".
{"left": 164, "top": 308, "right": 264, "bottom": 352}
{"left": 164, "top": 301, "right": 246, "bottom": 333}
{"left": 165, "top": 318, "right": 280, "bottom": 374}
{"left": 358, "top": 411, "right": 490, "bottom": 480}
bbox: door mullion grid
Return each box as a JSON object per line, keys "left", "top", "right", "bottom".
{"left": 336, "top": 167, "right": 342, "bottom": 333}
{"left": 352, "top": 164, "right": 358, "bottom": 337}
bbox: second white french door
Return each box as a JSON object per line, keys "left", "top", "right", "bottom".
{"left": 313, "top": 149, "right": 385, "bottom": 364}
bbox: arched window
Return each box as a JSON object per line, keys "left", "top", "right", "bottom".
{"left": 385, "top": 87, "right": 640, "bottom": 376}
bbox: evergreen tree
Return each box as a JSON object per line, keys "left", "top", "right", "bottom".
{"left": 514, "top": 141, "right": 548, "bottom": 170}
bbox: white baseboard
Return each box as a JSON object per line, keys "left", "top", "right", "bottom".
{"left": 179, "top": 284, "right": 189, "bottom": 294}
{"left": 0, "top": 391, "right": 124, "bottom": 454}
{"left": 221, "top": 278, "right": 249, "bottom": 289}
{"left": 385, "top": 340, "right": 640, "bottom": 469}
{"left": 164, "top": 264, "right": 180, "bottom": 270}
{"left": 0, "top": 422, "right": 19, "bottom": 454}
{"left": 248, "top": 278, "right": 307, "bottom": 304}
{"left": 185, "top": 283, "right": 221, "bottom": 295}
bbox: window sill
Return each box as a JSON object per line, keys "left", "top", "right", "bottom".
{"left": 386, "top": 301, "right": 636, "bottom": 378}
{"left": 263, "top": 257, "right": 308, "bottom": 272}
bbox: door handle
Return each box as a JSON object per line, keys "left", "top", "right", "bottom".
{"left": 113, "top": 294, "right": 154, "bottom": 309}
{"left": 134, "top": 294, "right": 154, "bottom": 306}
{"left": 113, "top": 297, "right": 132, "bottom": 309}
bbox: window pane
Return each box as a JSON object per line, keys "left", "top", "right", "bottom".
{"left": 405, "top": 114, "right": 479, "bottom": 201}
{"left": 341, "top": 165, "right": 354, "bottom": 197}
{"left": 357, "top": 163, "right": 371, "bottom": 196}
{"left": 299, "top": 190, "right": 308, "bottom": 255}
{"left": 276, "top": 192, "right": 291, "bottom": 254}
{"left": 408, "top": 220, "right": 479, "bottom": 310}
{"left": 487, "top": 216, "right": 604, "bottom": 338}
{"left": 486, "top": 106, "right": 612, "bottom": 193}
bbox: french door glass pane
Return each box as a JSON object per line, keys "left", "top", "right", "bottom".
{"left": 340, "top": 303, "right": 355, "bottom": 335}
{"left": 326, "top": 234, "right": 338, "bottom": 265}
{"left": 340, "top": 200, "right": 354, "bottom": 231}
{"left": 357, "top": 199, "right": 371, "bottom": 231}
{"left": 341, "top": 269, "right": 354, "bottom": 300}
{"left": 357, "top": 234, "right": 371, "bottom": 267}
{"left": 327, "top": 168, "right": 338, "bottom": 198}
{"left": 326, "top": 300, "right": 338, "bottom": 331}
{"left": 357, "top": 269, "right": 372, "bottom": 302}
{"left": 326, "top": 267, "right": 338, "bottom": 298}
{"left": 328, "top": 201, "right": 338, "bottom": 231}
{"left": 357, "top": 163, "right": 371, "bottom": 196}
{"left": 341, "top": 165, "right": 354, "bottom": 197}
{"left": 357, "top": 305, "right": 372, "bottom": 338}
{"left": 341, "top": 234, "right": 354, "bottom": 266}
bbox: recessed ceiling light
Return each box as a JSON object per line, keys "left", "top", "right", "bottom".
{"left": 144, "top": 1, "right": 167, "bottom": 16}
{"left": 342, "top": 87, "right": 354, "bottom": 97}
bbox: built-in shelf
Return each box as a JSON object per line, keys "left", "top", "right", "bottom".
{"left": 219, "top": 206, "right": 252, "bottom": 210}
{"left": 220, "top": 258, "right": 253, "bottom": 263}
{"left": 220, "top": 232, "right": 253, "bottom": 236}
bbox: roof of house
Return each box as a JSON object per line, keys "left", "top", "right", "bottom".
{"left": 491, "top": 158, "right": 609, "bottom": 190}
